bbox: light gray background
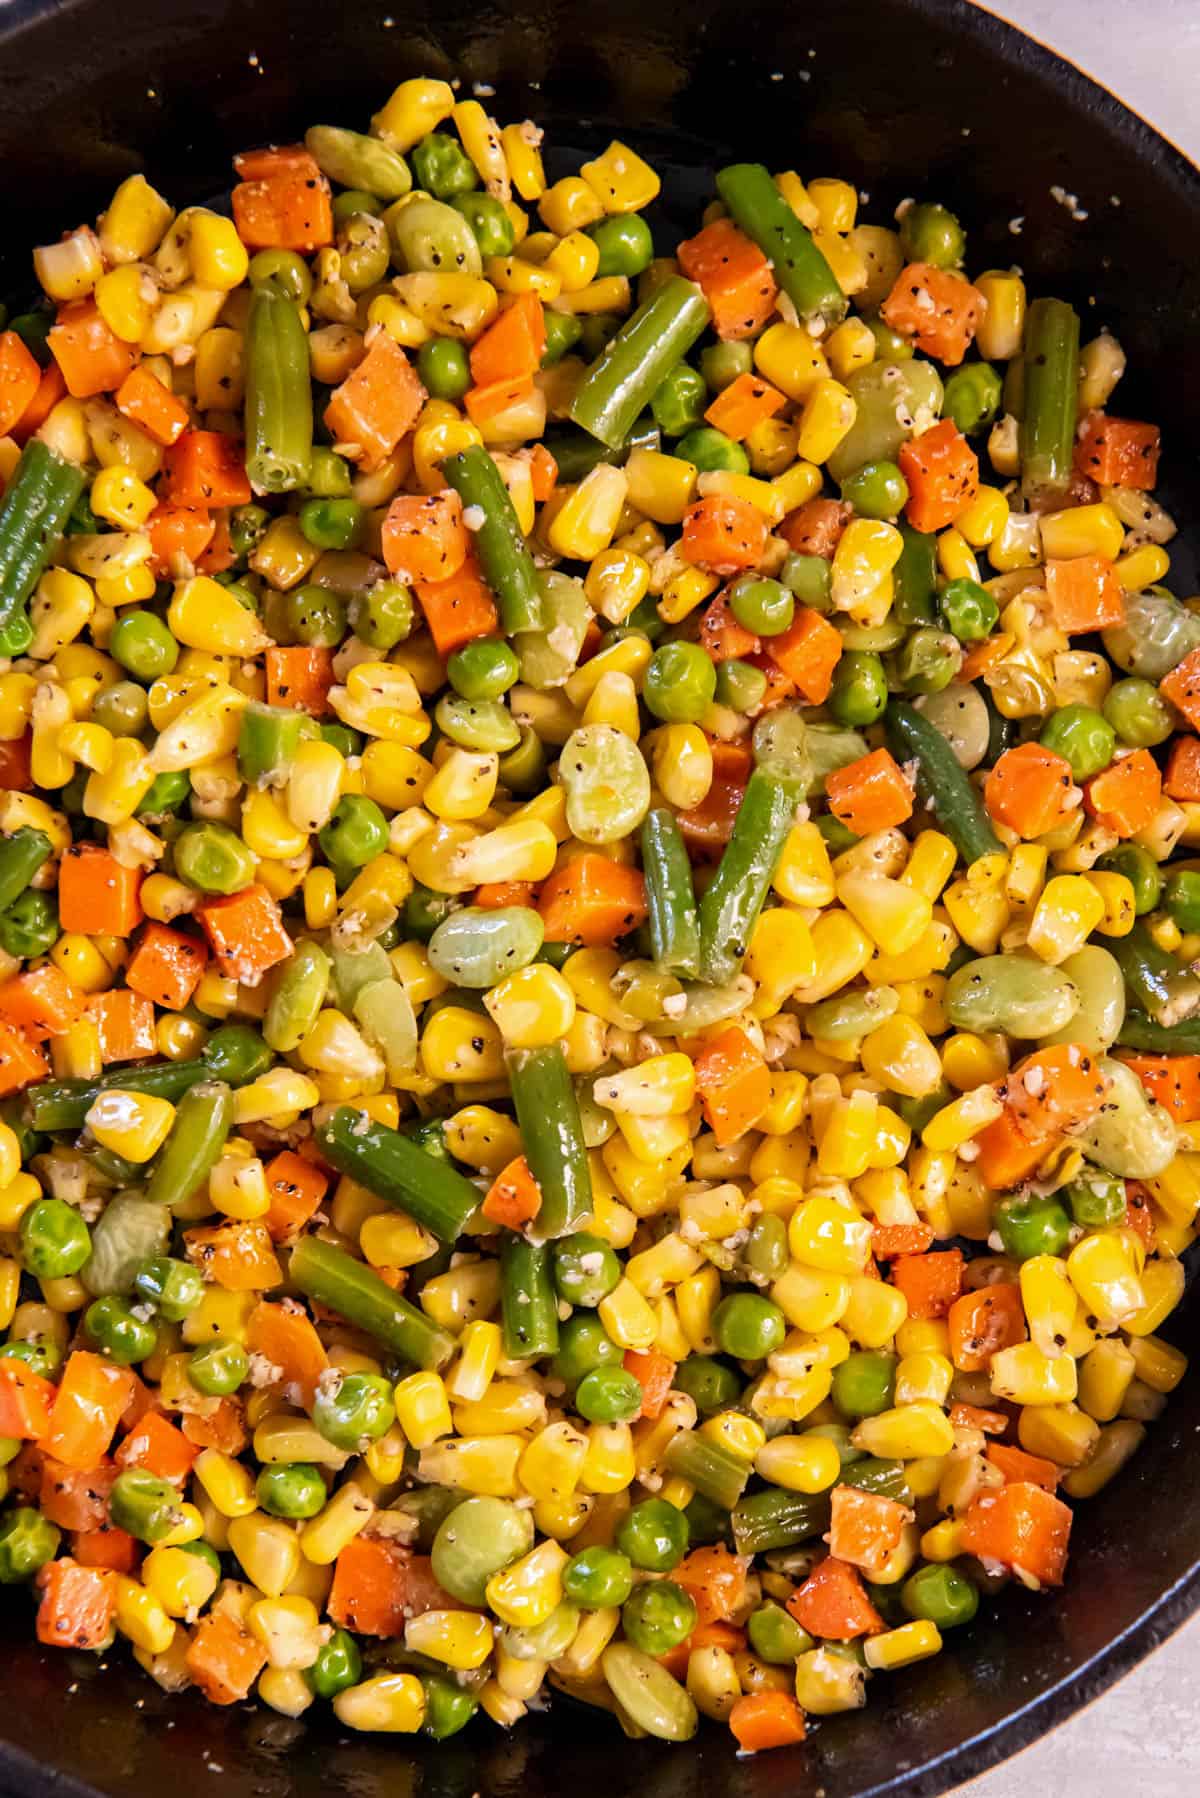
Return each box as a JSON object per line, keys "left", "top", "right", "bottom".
{"left": 958, "top": 3, "right": 1198, "bottom": 1795}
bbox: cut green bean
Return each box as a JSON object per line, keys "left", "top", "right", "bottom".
{"left": 1109, "top": 922, "right": 1200, "bottom": 1029}
{"left": 698, "top": 769, "right": 796, "bottom": 985}
{"left": 0, "top": 441, "right": 86, "bottom": 631}
{"left": 316, "top": 1106, "right": 481, "bottom": 1243}
{"left": 885, "top": 700, "right": 1001, "bottom": 865}
{"left": 0, "top": 829, "right": 53, "bottom": 914}
{"left": 716, "top": 163, "right": 847, "bottom": 328}
{"left": 569, "top": 277, "right": 710, "bottom": 451}
{"left": 507, "top": 1045, "right": 592, "bottom": 1240}
{"left": 1118, "top": 1011, "right": 1200, "bottom": 1054}
{"left": 144, "top": 1083, "right": 234, "bottom": 1213}
{"left": 1020, "top": 297, "right": 1080, "bottom": 502}
{"left": 662, "top": 1431, "right": 751, "bottom": 1510}
{"left": 25, "top": 1026, "right": 272, "bottom": 1134}
{"left": 244, "top": 283, "right": 314, "bottom": 493}
{"left": 731, "top": 1486, "right": 830, "bottom": 1554}
{"left": 441, "top": 445, "right": 543, "bottom": 634}
{"left": 641, "top": 809, "right": 700, "bottom": 980}
{"left": 500, "top": 1235, "right": 559, "bottom": 1359}
{"left": 289, "top": 1235, "right": 454, "bottom": 1369}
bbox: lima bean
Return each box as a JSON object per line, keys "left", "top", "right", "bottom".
{"left": 559, "top": 725, "right": 651, "bottom": 844}
{"left": 330, "top": 939, "right": 393, "bottom": 1011}
{"left": 915, "top": 682, "right": 991, "bottom": 770}
{"left": 500, "top": 1602, "right": 580, "bottom": 1661}
{"left": 81, "top": 1196, "right": 171, "bottom": 1297}
{"left": 1074, "top": 1057, "right": 1178, "bottom": 1178}
{"left": 807, "top": 724, "right": 870, "bottom": 794}
{"left": 945, "top": 954, "right": 1079, "bottom": 1037}
{"left": 305, "top": 126, "right": 412, "bottom": 201}
{"left": 431, "top": 1495, "right": 533, "bottom": 1604}
{"left": 264, "top": 939, "right": 331, "bottom": 1053}
{"left": 806, "top": 986, "right": 900, "bottom": 1041}
{"left": 427, "top": 906, "right": 545, "bottom": 987}
{"left": 826, "top": 360, "right": 944, "bottom": 484}
{"left": 601, "top": 1641, "right": 698, "bottom": 1741}
{"left": 385, "top": 196, "right": 483, "bottom": 277}
{"left": 436, "top": 693, "right": 523, "bottom": 753}
{"left": 1103, "top": 589, "right": 1200, "bottom": 682}
{"left": 514, "top": 573, "right": 591, "bottom": 690}
{"left": 1038, "top": 945, "right": 1125, "bottom": 1052}
{"left": 645, "top": 975, "right": 756, "bottom": 1036}
{"left": 353, "top": 978, "right": 419, "bottom": 1078}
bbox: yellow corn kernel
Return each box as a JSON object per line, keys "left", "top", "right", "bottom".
{"left": 1077, "top": 1336, "right": 1136, "bottom": 1423}
{"left": 622, "top": 446, "right": 696, "bottom": 526}
{"left": 188, "top": 211, "right": 249, "bottom": 290}
{"left": 443, "top": 1108, "right": 522, "bottom": 1179}
{"left": 500, "top": 121, "right": 546, "bottom": 200}
{"left": 957, "top": 484, "right": 1010, "bottom": 550}
{"left": 1061, "top": 1419, "right": 1145, "bottom": 1500}
{"left": 749, "top": 321, "right": 827, "bottom": 400}
{"left": 853, "top": 1401, "right": 955, "bottom": 1459}
{"left": 895, "top": 1352, "right": 954, "bottom": 1407}
{"left": 793, "top": 1648, "right": 865, "bottom": 1715}
{"left": 1019, "top": 1253, "right": 1078, "bottom": 1360}
{"left": 921, "top": 1086, "right": 1004, "bottom": 1152}
{"left": 788, "top": 1194, "right": 873, "bottom": 1275}
{"left": 225, "top": 1514, "right": 300, "bottom": 1598}
{"left": 243, "top": 1595, "right": 324, "bottom": 1673}
{"left": 400, "top": 1608, "right": 493, "bottom": 1675}
{"left": 85, "top": 1090, "right": 175, "bottom": 1162}
{"left": 371, "top": 75, "right": 454, "bottom": 149}
{"left": 1125, "top": 1256, "right": 1186, "bottom": 1337}
{"left": 860, "top": 1014, "right": 943, "bottom": 1099}
{"left": 836, "top": 870, "right": 931, "bottom": 958}
{"left": 755, "top": 1432, "right": 841, "bottom": 1494}
{"left": 1024, "top": 874, "right": 1106, "bottom": 964}
{"left": 29, "top": 566, "right": 95, "bottom": 663}
{"left": 393, "top": 1371, "right": 453, "bottom": 1449}
{"left": 594, "top": 1276, "right": 657, "bottom": 1353}
{"left": 823, "top": 315, "right": 875, "bottom": 381}
{"left": 792, "top": 910, "right": 875, "bottom": 1006}
{"left": 482, "top": 1539, "right": 569, "bottom": 1631}
{"left": 482, "top": 962, "right": 575, "bottom": 1049}
{"left": 990, "top": 1342, "right": 1078, "bottom": 1407}
{"left": 298, "top": 1482, "right": 375, "bottom": 1565}
{"left": 1066, "top": 1233, "right": 1146, "bottom": 1332}
{"left": 89, "top": 465, "right": 156, "bottom": 531}
{"left": 1114, "top": 543, "right": 1170, "bottom": 591}
{"left": 1039, "top": 503, "right": 1124, "bottom": 562}
{"left": 840, "top": 1275, "right": 908, "bottom": 1348}
{"left": 100, "top": 174, "right": 174, "bottom": 264}
{"left": 142, "top": 1544, "right": 219, "bottom": 1618}
{"left": 1018, "top": 1402, "right": 1099, "bottom": 1468}
{"left": 1127, "top": 1333, "right": 1187, "bottom": 1394}
{"left": 865, "top": 1620, "right": 942, "bottom": 1672}
{"left": 334, "top": 1671, "right": 425, "bottom": 1734}
{"left": 424, "top": 747, "right": 499, "bottom": 822}
{"left": 973, "top": 269, "right": 1026, "bottom": 360}
{"left": 113, "top": 1577, "right": 175, "bottom": 1655}
{"left": 359, "top": 1211, "right": 438, "bottom": 1271}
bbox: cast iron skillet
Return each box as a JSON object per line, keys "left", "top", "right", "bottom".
{"left": 0, "top": 0, "right": 1198, "bottom": 1792}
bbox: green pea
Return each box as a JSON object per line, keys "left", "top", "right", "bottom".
{"left": 20, "top": 1198, "right": 91, "bottom": 1280}
{"left": 588, "top": 213, "right": 655, "bottom": 279}
{"left": 742, "top": 1214, "right": 789, "bottom": 1282}
{"left": 410, "top": 131, "right": 478, "bottom": 198}
{"left": 1103, "top": 676, "right": 1175, "bottom": 748}
{"left": 298, "top": 499, "right": 364, "bottom": 554}
{"left": 1040, "top": 705, "right": 1116, "bottom": 779}
{"left": 448, "top": 637, "right": 521, "bottom": 701}
{"left": 643, "top": 641, "right": 717, "bottom": 724}
{"left": 319, "top": 795, "right": 389, "bottom": 871}
{"left": 617, "top": 1498, "right": 690, "bottom": 1572}
{"left": 829, "top": 651, "right": 889, "bottom": 726}
{"left": 1061, "top": 1169, "right": 1127, "bottom": 1228}
{"left": 574, "top": 1366, "right": 643, "bottom": 1424}
{"left": 175, "top": 821, "right": 256, "bottom": 895}
{"left": 111, "top": 1468, "right": 183, "bottom": 1544}
{"left": 700, "top": 341, "right": 753, "bottom": 392}
{"left": 943, "top": 363, "right": 1003, "bottom": 435}
{"left": 552, "top": 1312, "right": 621, "bottom": 1387}
{"left": 312, "top": 1370, "right": 395, "bottom": 1450}
{"left": 563, "top": 1545, "right": 634, "bottom": 1609}
{"left": 450, "top": 191, "right": 516, "bottom": 258}
{"left": 728, "top": 574, "right": 793, "bottom": 637}
{"left": 0, "top": 1508, "right": 60, "bottom": 1583}
{"left": 674, "top": 1354, "right": 741, "bottom": 1416}
{"left": 91, "top": 679, "right": 148, "bottom": 737}
{"left": 308, "top": 1626, "right": 363, "bottom": 1698}
{"left": 0, "top": 890, "right": 58, "bottom": 959}
{"left": 900, "top": 201, "right": 965, "bottom": 268}
{"left": 435, "top": 692, "right": 522, "bottom": 753}
{"left": 303, "top": 447, "right": 354, "bottom": 498}
{"left": 831, "top": 1351, "right": 897, "bottom": 1419}
{"left": 1, "top": 1339, "right": 62, "bottom": 1378}
{"left": 552, "top": 1232, "right": 621, "bottom": 1307}
{"left": 712, "top": 1293, "right": 786, "bottom": 1361}
{"left": 346, "top": 580, "right": 411, "bottom": 652}
{"left": 138, "top": 771, "right": 191, "bottom": 819}
{"left": 714, "top": 659, "right": 768, "bottom": 713}
{"left": 1165, "top": 868, "right": 1200, "bottom": 934}
{"left": 747, "top": 1601, "right": 813, "bottom": 1663}
{"left": 431, "top": 1494, "right": 533, "bottom": 1604}
{"left": 650, "top": 362, "right": 708, "bottom": 437}
{"left": 840, "top": 459, "right": 909, "bottom": 519}
{"left": 85, "top": 1295, "right": 157, "bottom": 1365}
{"left": 897, "top": 626, "right": 962, "bottom": 693}
{"left": 622, "top": 1580, "right": 697, "bottom": 1656}
{"left": 995, "top": 1191, "right": 1072, "bottom": 1261}
{"left": 109, "top": 611, "right": 179, "bottom": 682}
{"left": 256, "top": 1462, "right": 327, "bottom": 1519}
{"left": 229, "top": 503, "right": 271, "bottom": 561}
{"left": 285, "top": 582, "right": 348, "bottom": 646}
{"left": 417, "top": 336, "right": 472, "bottom": 401}
{"left": 901, "top": 1563, "right": 979, "bottom": 1629}
{"left": 188, "top": 1338, "right": 249, "bottom": 1397}
{"left": 1097, "top": 843, "right": 1162, "bottom": 915}
{"left": 133, "top": 1255, "right": 205, "bottom": 1322}
{"left": 781, "top": 551, "right": 833, "bottom": 611}
{"left": 421, "top": 1674, "right": 478, "bottom": 1740}
{"left": 542, "top": 310, "right": 583, "bottom": 366}
{"left": 248, "top": 248, "right": 313, "bottom": 303}
{"left": 674, "top": 426, "right": 749, "bottom": 474}
{"left": 939, "top": 577, "right": 999, "bottom": 643}
{"left": 332, "top": 189, "right": 385, "bottom": 224}
{"left": 866, "top": 317, "right": 914, "bottom": 362}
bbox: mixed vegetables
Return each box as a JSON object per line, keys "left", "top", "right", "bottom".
{"left": 0, "top": 70, "right": 1193, "bottom": 1757}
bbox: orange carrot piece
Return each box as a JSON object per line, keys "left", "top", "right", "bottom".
{"left": 196, "top": 884, "right": 293, "bottom": 982}
{"left": 787, "top": 1555, "right": 884, "bottom": 1640}
{"left": 11, "top": 362, "right": 66, "bottom": 444}
{"left": 828, "top": 1484, "right": 914, "bottom": 1576}
{"left": 986, "top": 1443, "right": 1060, "bottom": 1492}
{"left": 704, "top": 372, "right": 786, "bottom": 441}
{"left": 694, "top": 1025, "right": 771, "bottom": 1146}
{"left": 698, "top": 590, "right": 761, "bottom": 664}
{"left": 0, "top": 732, "right": 33, "bottom": 792}
{"left": 984, "top": 741, "right": 1079, "bottom": 839}
{"left": 382, "top": 489, "right": 470, "bottom": 585}
{"left": 482, "top": 1154, "right": 542, "bottom": 1229}
{"left": 124, "top": 921, "right": 209, "bottom": 1012}
{"left": 263, "top": 1150, "right": 329, "bottom": 1243}
{"left": 948, "top": 1403, "right": 1009, "bottom": 1436}
{"left": 1044, "top": 555, "right": 1125, "bottom": 633}
{"left": 180, "top": 1398, "right": 248, "bottom": 1457}
{"left": 623, "top": 1348, "right": 676, "bottom": 1420}
{"left": 1006, "top": 1044, "right": 1111, "bottom": 1136}
{"left": 674, "top": 1546, "right": 748, "bottom": 1625}
{"left": 973, "top": 1104, "right": 1055, "bottom": 1190}
{"left": 231, "top": 146, "right": 333, "bottom": 254}
{"left": 1164, "top": 736, "right": 1200, "bottom": 802}
{"left": 0, "top": 965, "right": 86, "bottom": 1039}
{"left": 960, "top": 1480, "right": 1072, "bottom": 1587}
{"left": 0, "top": 1357, "right": 55, "bottom": 1440}
{"left": 328, "top": 1534, "right": 410, "bottom": 1636}
{"left": 1121, "top": 1054, "right": 1200, "bottom": 1122}
{"left": 463, "top": 376, "right": 534, "bottom": 426}
{"left": 676, "top": 740, "right": 752, "bottom": 856}
{"left": 246, "top": 1300, "right": 329, "bottom": 1408}
{"left": 58, "top": 843, "right": 143, "bottom": 936}
{"left": 264, "top": 645, "right": 334, "bottom": 716}
{"left": 890, "top": 1247, "right": 965, "bottom": 1320}
{"left": 677, "top": 218, "right": 778, "bottom": 341}
{"left": 115, "top": 365, "right": 190, "bottom": 447}
{"left": 0, "top": 1021, "right": 48, "bottom": 1096}
{"left": 729, "top": 1692, "right": 807, "bottom": 1753}
{"left": 71, "top": 1526, "right": 139, "bottom": 1574}
{"left": 184, "top": 1220, "right": 283, "bottom": 1292}
{"left": 1073, "top": 411, "right": 1161, "bottom": 490}
{"left": 872, "top": 1223, "right": 935, "bottom": 1259}
{"left": 528, "top": 442, "right": 558, "bottom": 502}
{"left": 825, "top": 747, "right": 914, "bottom": 835}
{"left": 469, "top": 293, "right": 546, "bottom": 387}
{"left": 538, "top": 854, "right": 647, "bottom": 947}
{"left": 680, "top": 493, "right": 769, "bottom": 574}
{"left": 0, "top": 330, "right": 42, "bottom": 435}
{"left": 881, "top": 262, "right": 983, "bottom": 366}
{"left": 1084, "top": 748, "right": 1162, "bottom": 837}
{"left": 86, "top": 989, "right": 157, "bottom": 1064}
{"left": 778, "top": 497, "right": 851, "bottom": 558}
{"left": 898, "top": 417, "right": 980, "bottom": 531}
{"left": 186, "top": 1609, "right": 268, "bottom": 1703}
{"left": 475, "top": 881, "right": 536, "bottom": 909}
{"left": 43, "top": 1354, "right": 134, "bottom": 1470}
{"left": 146, "top": 503, "right": 216, "bottom": 578}
{"left": 48, "top": 302, "right": 137, "bottom": 398}
{"left": 766, "top": 605, "right": 843, "bottom": 704}
{"left": 160, "top": 430, "right": 251, "bottom": 510}
{"left": 195, "top": 509, "right": 235, "bottom": 576}
{"left": 115, "top": 1411, "right": 198, "bottom": 1485}
{"left": 947, "top": 1283, "right": 1027, "bottom": 1373}
{"left": 36, "top": 1558, "right": 118, "bottom": 1651}
{"left": 1160, "top": 647, "right": 1200, "bottom": 731}
{"left": 324, "top": 332, "right": 425, "bottom": 471}
{"left": 413, "top": 554, "right": 500, "bottom": 659}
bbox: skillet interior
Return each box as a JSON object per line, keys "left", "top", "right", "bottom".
{"left": 0, "top": 0, "right": 1198, "bottom": 1790}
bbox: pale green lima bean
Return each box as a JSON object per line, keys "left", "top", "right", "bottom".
{"left": 1074, "top": 1057, "right": 1178, "bottom": 1178}
{"left": 945, "top": 954, "right": 1079, "bottom": 1037}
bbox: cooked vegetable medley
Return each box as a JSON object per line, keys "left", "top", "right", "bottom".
{"left": 0, "top": 72, "right": 1193, "bottom": 1757}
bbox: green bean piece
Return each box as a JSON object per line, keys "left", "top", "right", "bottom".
{"left": 144, "top": 1082, "right": 234, "bottom": 1213}
{"left": 1119, "top": 1011, "right": 1200, "bottom": 1054}
{"left": 500, "top": 1235, "right": 559, "bottom": 1359}
{"left": 316, "top": 1105, "right": 481, "bottom": 1243}
{"left": 0, "top": 829, "right": 52, "bottom": 914}
{"left": 1020, "top": 297, "right": 1080, "bottom": 502}
{"left": 641, "top": 809, "right": 701, "bottom": 980}
{"left": 507, "top": 1044, "right": 592, "bottom": 1239}
{"left": 264, "top": 939, "right": 331, "bottom": 1052}
{"left": 569, "top": 277, "right": 711, "bottom": 450}
{"left": 839, "top": 1457, "right": 911, "bottom": 1502}
{"left": 731, "top": 1486, "right": 830, "bottom": 1554}
{"left": 244, "top": 282, "right": 313, "bottom": 493}
{"left": 24, "top": 1027, "right": 270, "bottom": 1134}
{"left": 698, "top": 769, "right": 797, "bottom": 984}
{"left": 305, "top": 125, "right": 411, "bottom": 199}
{"left": 289, "top": 1235, "right": 454, "bottom": 1370}
{"left": 1110, "top": 922, "right": 1200, "bottom": 1028}
{"left": 0, "top": 441, "right": 86, "bottom": 630}
{"left": 716, "top": 163, "right": 847, "bottom": 327}
{"left": 662, "top": 1431, "right": 750, "bottom": 1509}
{"left": 885, "top": 700, "right": 1001, "bottom": 865}
{"left": 441, "top": 445, "right": 543, "bottom": 634}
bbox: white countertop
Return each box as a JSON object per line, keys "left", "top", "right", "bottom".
{"left": 959, "top": 7, "right": 1198, "bottom": 1795}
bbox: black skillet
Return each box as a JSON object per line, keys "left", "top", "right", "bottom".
{"left": 0, "top": 0, "right": 1197, "bottom": 1791}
